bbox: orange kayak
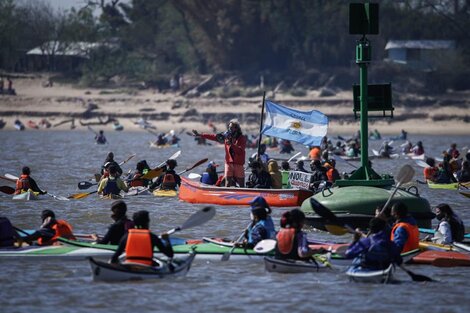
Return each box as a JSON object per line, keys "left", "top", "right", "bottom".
{"left": 412, "top": 250, "right": 470, "bottom": 267}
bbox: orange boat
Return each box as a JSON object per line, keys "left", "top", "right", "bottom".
{"left": 179, "top": 177, "right": 313, "bottom": 207}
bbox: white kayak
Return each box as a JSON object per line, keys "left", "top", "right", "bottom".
{"left": 264, "top": 256, "right": 331, "bottom": 273}
{"left": 12, "top": 190, "right": 40, "bottom": 200}
{"left": 0, "top": 245, "right": 113, "bottom": 260}
{"left": 328, "top": 248, "right": 420, "bottom": 267}
{"left": 89, "top": 252, "right": 196, "bottom": 282}
{"left": 346, "top": 263, "right": 395, "bottom": 284}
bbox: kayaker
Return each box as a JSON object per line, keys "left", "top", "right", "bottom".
{"left": 249, "top": 143, "right": 270, "bottom": 165}
{"left": 246, "top": 160, "right": 272, "bottom": 189}
{"left": 129, "top": 160, "right": 151, "bottom": 187}
{"left": 155, "top": 133, "right": 168, "bottom": 146}
{"left": 192, "top": 119, "right": 247, "bottom": 187}
{"left": 238, "top": 197, "right": 276, "bottom": 249}
{"left": 399, "top": 129, "right": 407, "bottom": 140}
{"left": 429, "top": 203, "right": 465, "bottom": 244}
{"left": 166, "top": 130, "right": 180, "bottom": 145}
{"left": 95, "top": 130, "right": 107, "bottom": 145}
{"left": 98, "top": 165, "right": 129, "bottom": 197}
{"left": 379, "top": 141, "right": 394, "bottom": 158}
{"left": 390, "top": 202, "right": 420, "bottom": 253}
{"left": 101, "top": 152, "right": 123, "bottom": 177}
{"left": 0, "top": 217, "right": 20, "bottom": 247}
{"left": 14, "top": 166, "right": 47, "bottom": 195}
{"left": 345, "top": 218, "right": 402, "bottom": 270}
{"left": 111, "top": 210, "right": 174, "bottom": 265}
{"left": 294, "top": 160, "right": 309, "bottom": 173}
{"left": 436, "top": 153, "right": 457, "bottom": 184}
{"left": 267, "top": 159, "right": 282, "bottom": 189}
{"left": 401, "top": 140, "right": 412, "bottom": 154}
{"left": 279, "top": 139, "right": 295, "bottom": 154}
{"left": 200, "top": 161, "right": 219, "bottom": 185}
{"left": 275, "top": 209, "right": 326, "bottom": 260}
{"left": 423, "top": 157, "right": 439, "bottom": 182}
{"left": 411, "top": 141, "right": 424, "bottom": 156}
{"left": 149, "top": 159, "right": 181, "bottom": 191}
{"left": 449, "top": 150, "right": 462, "bottom": 174}
{"left": 19, "top": 210, "right": 75, "bottom": 246}
{"left": 456, "top": 160, "right": 470, "bottom": 183}
{"left": 446, "top": 143, "right": 459, "bottom": 157}
{"left": 93, "top": 200, "right": 135, "bottom": 245}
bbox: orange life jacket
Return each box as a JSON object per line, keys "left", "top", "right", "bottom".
{"left": 276, "top": 228, "right": 296, "bottom": 255}
{"left": 309, "top": 147, "right": 321, "bottom": 160}
{"left": 390, "top": 222, "right": 419, "bottom": 253}
{"left": 423, "top": 167, "right": 438, "bottom": 181}
{"left": 130, "top": 173, "right": 145, "bottom": 187}
{"left": 15, "top": 174, "right": 30, "bottom": 194}
{"left": 124, "top": 229, "right": 153, "bottom": 266}
{"left": 38, "top": 220, "right": 76, "bottom": 246}
{"left": 161, "top": 173, "right": 176, "bottom": 190}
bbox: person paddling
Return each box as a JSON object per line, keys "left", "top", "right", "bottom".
{"left": 101, "top": 152, "right": 123, "bottom": 178}
{"left": 95, "top": 130, "right": 107, "bottom": 145}
{"left": 390, "top": 202, "right": 419, "bottom": 253}
{"left": 0, "top": 217, "right": 20, "bottom": 247}
{"left": 92, "top": 200, "right": 135, "bottom": 245}
{"left": 98, "top": 165, "right": 129, "bottom": 198}
{"left": 428, "top": 203, "right": 465, "bottom": 245}
{"left": 14, "top": 166, "right": 47, "bottom": 195}
{"left": 423, "top": 158, "right": 438, "bottom": 182}
{"left": 110, "top": 210, "right": 174, "bottom": 265}
{"left": 237, "top": 197, "right": 276, "bottom": 249}
{"left": 149, "top": 159, "right": 181, "bottom": 191}
{"left": 19, "top": 210, "right": 75, "bottom": 246}
{"left": 129, "top": 160, "right": 151, "bottom": 187}
{"left": 200, "top": 161, "right": 219, "bottom": 185}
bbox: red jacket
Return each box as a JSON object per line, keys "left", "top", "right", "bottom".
{"left": 200, "top": 133, "right": 246, "bottom": 165}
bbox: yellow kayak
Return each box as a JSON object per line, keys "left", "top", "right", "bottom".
{"left": 419, "top": 241, "right": 454, "bottom": 251}
{"left": 153, "top": 189, "right": 178, "bottom": 197}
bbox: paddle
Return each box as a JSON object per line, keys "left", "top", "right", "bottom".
{"left": 118, "top": 153, "right": 136, "bottom": 166}
{"left": 141, "top": 150, "right": 181, "bottom": 180}
{"left": 287, "top": 152, "right": 302, "bottom": 163}
{"left": 188, "top": 173, "right": 202, "bottom": 179}
{"left": 253, "top": 239, "right": 277, "bottom": 253}
{"left": 379, "top": 164, "right": 415, "bottom": 214}
{"left": 6, "top": 173, "right": 69, "bottom": 200}
{"left": 4, "top": 173, "right": 18, "bottom": 181}
{"left": 177, "top": 158, "right": 208, "bottom": 175}
{"left": 310, "top": 199, "right": 433, "bottom": 282}
{"left": 166, "top": 206, "right": 216, "bottom": 235}
{"left": 78, "top": 181, "right": 97, "bottom": 190}
{"left": 0, "top": 174, "right": 17, "bottom": 183}
{"left": 415, "top": 160, "right": 429, "bottom": 168}
{"left": 87, "top": 125, "right": 98, "bottom": 135}
{"left": 0, "top": 185, "right": 15, "bottom": 194}
{"left": 68, "top": 190, "right": 97, "bottom": 200}
{"left": 221, "top": 222, "right": 252, "bottom": 261}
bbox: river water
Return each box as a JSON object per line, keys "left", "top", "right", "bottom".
{"left": 0, "top": 130, "right": 469, "bottom": 313}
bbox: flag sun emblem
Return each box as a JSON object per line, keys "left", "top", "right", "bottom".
{"left": 290, "top": 121, "right": 302, "bottom": 129}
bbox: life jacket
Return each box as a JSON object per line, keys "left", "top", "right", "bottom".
{"left": 15, "top": 174, "right": 30, "bottom": 194}
{"left": 276, "top": 228, "right": 298, "bottom": 259}
{"left": 391, "top": 222, "right": 419, "bottom": 253}
{"left": 130, "top": 173, "right": 145, "bottom": 187}
{"left": 124, "top": 229, "right": 153, "bottom": 266}
{"left": 38, "top": 220, "right": 76, "bottom": 246}
{"left": 423, "top": 167, "right": 438, "bottom": 181}
{"left": 201, "top": 172, "right": 216, "bottom": 185}
{"left": 0, "top": 217, "right": 16, "bottom": 247}
{"left": 103, "top": 178, "right": 121, "bottom": 195}
{"left": 161, "top": 173, "right": 177, "bottom": 190}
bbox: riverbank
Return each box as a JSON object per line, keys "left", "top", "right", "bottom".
{"left": 1, "top": 75, "right": 469, "bottom": 135}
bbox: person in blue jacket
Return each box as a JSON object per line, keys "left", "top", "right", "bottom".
{"left": 238, "top": 196, "right": 276, "bottom": 249}
{"left": 200, "top": 161, "right": 219, "bottom": 185}
{"left": 345, "top": 217, "right": 402, "bottom": 270}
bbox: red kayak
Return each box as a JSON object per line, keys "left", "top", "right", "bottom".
{"left": 27, "top": 120, "right": 39, "bottom": 129}
{"left": 412, "top": 250, "right": 470, "bottom": 267}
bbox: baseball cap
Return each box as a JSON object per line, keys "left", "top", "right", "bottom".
{"left": 207, "top": 161, "right": 219, "bottom": 168}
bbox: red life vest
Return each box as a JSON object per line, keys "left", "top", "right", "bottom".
{"left": 390, "top": 222, "right": 419, "bottom": 253}
{"left": 161, "top": 173, "right": 176, "bottom": 190}
{"left": 276, "top": 228, "right": 296, "bottom": 255}
{"left": 124, "top": 229, "right": 153, "bottom": 266}
{"left": 38, "top": 220, "right": 76, "bottom": 246}
{"left": 423, "top": 167, "right": 438, "bottom": 181}
{"left": 15, "top": 175, "right": 30, "bottom": 194}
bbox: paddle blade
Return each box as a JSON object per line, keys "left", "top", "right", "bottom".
{"left": 78, "top": 181, "right": 96, "bottom": 190}
{"left": 396, "top": 164, "right": 415, "bottom": 185}
{"left": 1, "top": 175, "right": 17, "bottom": 183}
{"left": 141, "top": 167, "right": 164, "bottom": 180}
{"left": 0, "top": 185, "right": 15, "bottom": 194}
{"left": 47, "top": 193, "right": 70, "bottom": 201}
{"left": 68, "top": 191, "right": 96, "bottom": 199}
{"left": 254, "top": 239, "right": 277, "bottom": 254}
{"left": 178, "top": 158, "right": 208, "bottom": 175}
{"left": 310, "top": 198, "right": 339, "bottom": 223}
{"left": 400, "top": 265, "right": 434, "bottom": 282}
{"left": 188, "top": 173, "right": 202, "bottom": 179}
{"left": 167, "top": 206, "right": 216, "bottom": 235}
{"left": 5, "top": 173, "right": 19, "bottom": 180}
{"left": 325, "top": 224, "right": 349, "bottom": 236}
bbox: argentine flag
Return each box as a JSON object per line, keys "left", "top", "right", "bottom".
{"left": 262, "top": 100, "right": 328, "bottom": 147}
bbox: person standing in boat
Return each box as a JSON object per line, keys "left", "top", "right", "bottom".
{"left": 92, "top": 200, "right": 135, "bottom": 245}
{"left": 192, "top": 119, "right": 246, "bottom": 187}
{"left": 111, "top": 210, "right": 173, "bottom": 265}
{"left": 345, "top": 217, "right": 402, "bottom": 270}
{"left": 98, "top": 165, "right": 129, "bottom": 197}
{"left": 200, "top": 161, "right": 219, "bottom": 185}
{"left": 275, "top": 209, "right": 326, "bottom": 260}
{"left": 19, "top": 210, "right": 75, "bottom": 246}
{"left": 149, "top": 159, "right": 181, "bottom": 191}
{"left": 390, "top": 202, "right": 420, "bottom": 253}
{"left": 246, "top": 160, "right": 272, "bottom": 189}
{"left": 14, "top": 166, "right": 47, "bottom": 195}
{"left": 429, "top": 203, "right": 465, "bottom": 244}
{"left": 95, "top": 130, "right": 107, "bottom": 145}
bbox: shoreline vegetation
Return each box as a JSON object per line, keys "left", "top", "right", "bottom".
{"left": 0, "top": 74, "right": 469, "bottom": 135}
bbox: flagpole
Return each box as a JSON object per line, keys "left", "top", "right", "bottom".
{"left": 256, "top": 91, "right": 267, "bottom": 162}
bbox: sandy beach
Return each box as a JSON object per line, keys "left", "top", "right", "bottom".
{"left": 1, "top": 74, "right": 469, "bottom": 136}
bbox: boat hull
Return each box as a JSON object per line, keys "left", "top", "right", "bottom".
{"left": 153, "top": 189, "right": 178, "bottom": 197}
{"left": 12, "top": 190, "right": 40, "bottom": 201}
{"left": 346, "top": 264, "right": 395, "bottom": 283}
{"left": 264, "top": 256, "right": 330, "bottom": 273}
{"left": 179, "top": 177, "right": 313, "bottom": 207}
{"left": 0, "top": 245, "right": 113, "bottom": 260}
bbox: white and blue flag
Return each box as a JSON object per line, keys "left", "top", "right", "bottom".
{"left": 262, "top": 100, "right": 328, "bottom": 146}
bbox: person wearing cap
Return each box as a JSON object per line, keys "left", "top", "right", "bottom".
{"left": 14, "top": 166, "right": 47, "bottom": 195}
{"left": 95, "top": 130, "right": 107, "bottom": 145}
{"left": 19, "top": 210, "right": 75, "bottom": 246}
{"left": 246, "top": 160, "right": 272, "bottom": 189}
{"left": 237, "top": 197, "right": 276, "bottom": 249}
{"left": 390, "top": 202, "right": 419, "bottom": 253}
{"left": 98, "top": 165, "right": 129, "bottom": 197}
{"left": 200, "top": 161, "right": 219, "bottom": 185}
{"left": 92, "top": 200, "right": 135, "bottom": 245}
{"left": 111, "top": 210, "right": 173, "bottom": 265}
{"left": 192, "top": 119, "right": 247, "bottom": 187}
{"left": 429, "top": 203, "right": 465, "bottom": 244}
{"left": 345, "top": 217, "right": 402, "bottom": 270}
{"left": 149, "top": 159, "right": 181, "bottom": 191}
{"left": 275, "top": 209, "right": 326, "bottom": 260}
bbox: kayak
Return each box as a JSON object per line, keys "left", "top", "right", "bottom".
{"left": 405, "top": 153, "right": 425, "bottom": 160}
{"left": 328, "top": 248, "right": 420, "bottom": 267}
{"left": 179, "top": 177, "right": 313, "bottom": 207}
{"left": 100, "top": 194, "right": 123, "bottom": 200}
{"left": 12, "top": 190, "right": 40, "bottom": 201}
{"left": 427, "top": 182, "right": 470, "bottom": 190}
{"left": 264, "top": 256, "right": 331, "bottom": 273}
{"left": 346, "top": 264, "right": 395, "bottom": 284}
{"left": 149, "top": 142, "right": 180, "bottom": 149}
{"left": 0, "top": 245, "right": 113, "bottom": 260}
{"left": 14, "top": 121, "right": 25, "bottom": 131}
{"left": 113, "top": 123, "right": 124, "bottom": 131}
{"left": 459, "top": 190, "right": 470, "bottom": 198}
{"left": 371, "top": 149, "right": 399, "bottom": 159}
{"left": 126, "top": 187, "right": 151, "bottom": 196}
{"left": 412, "top": 250, "right": 470, "bottom": 267}
{"left": 27, "top": 120, "right": 39, "bottom": 129}
{"left": 153, "top": 189, "right": 178, "bottom": 197}
{"left": 419, "top": 228, "right": 470, "bottom": 240}
{"left": 89, "top": 252, "right": 195, "bottom": 282}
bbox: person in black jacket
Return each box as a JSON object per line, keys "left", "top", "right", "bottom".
{"left": 93, "top": 200, "right": 134, "bottom": 245}
{"left": 246, "top": 160, "right": 272, "bottom": 189}
{"left": 309, "top": 160, "right": 327, "bottom": 191}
